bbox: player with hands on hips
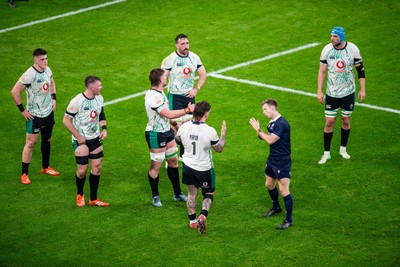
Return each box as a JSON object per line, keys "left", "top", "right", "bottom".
{"left": 161, "top": 33, "right": 207, "bottom": 157}
{"left": 63, "top": 75, "right": 109, "bottom": 207}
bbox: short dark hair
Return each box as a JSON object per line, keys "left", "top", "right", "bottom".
{"left": 149, "top": 68, "right": 165, "bottom": 87}
{"left": 33, "top": 48, "right": 47, "bottom": 57}
{"left": 193, "top": 101, "right": 211, "bottom": 121}
{"left": 85, "top": 75, "right": 101, "bottom": 88}
{"left": 262, "top": 98, "right": 278, "bottom": 109}
{"left": 175, "top": 33, "right": 188, "bottom": 43}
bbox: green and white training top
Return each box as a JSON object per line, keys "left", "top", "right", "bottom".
{"left": 320, "top": 41, "right": 362, "bottom": 98}
{"left": 145, "top": 89, "right": 170, "bottom": 133}
{"left": 65, "top": 93, "right": 104, "bottom": 141}
{"left": 19, "top": 66, "right": 53, "bottom": 118}
{"left": 161, "top": 51, "right": 203, "bottom": 95}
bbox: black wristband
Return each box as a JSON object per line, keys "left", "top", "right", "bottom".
{"left": 101, "top": 125, "right": 107, "bottom": 130}
{"left": 51, "top": 93, "right": 57, "bottom": 100}
{"left": 17, "top": 103, "right": 25, "bottom": 112}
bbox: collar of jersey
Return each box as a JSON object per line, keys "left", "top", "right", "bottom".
{"left": 192, "top": 121, "right": 205, "bottom": 125}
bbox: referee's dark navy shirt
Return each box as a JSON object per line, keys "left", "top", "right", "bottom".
{"left": 267, "top": 115, "right": 291, "bottom": 159}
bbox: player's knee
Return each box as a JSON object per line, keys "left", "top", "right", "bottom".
{"left": 266, "top": 182, "right": 275, "bottom": 190}
{"left": 77, "top": 166, "right": 88, "bottom": 177}
{"left": 341, "top": 116, "right": 351, "bottom": 128}
{"left": 26, "top": 140, "right": 36, "bottom": 149}
{"left": 280, "top": 188, "right": 290, "bottom": 197}
{"left": 91, "top": 162, "right": 102, "bottom": 173}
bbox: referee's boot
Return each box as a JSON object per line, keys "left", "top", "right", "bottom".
{"left": 263, "top": 207, "right": 282, "bottom": 217}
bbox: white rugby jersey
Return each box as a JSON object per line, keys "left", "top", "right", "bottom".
{"left": 145, "top": 89, "right": 170, "bottom": 132}
{"left": 176, "top": 121, "right": 220, "bottom": 171}
{"left": 161, "top": 51, "right": 203, "bottom": 95}
{"left": 320, "top": 41, "right": 362, "bottom": 98}
{"left": 19, "top": 66, "right": 53, "bottom": 118}
{"left": 65, "top": 93, "right": 104, "bottom": 141}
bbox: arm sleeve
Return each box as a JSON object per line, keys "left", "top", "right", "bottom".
{"left": 99, "top": 107, "right": 106, "bottom": 121}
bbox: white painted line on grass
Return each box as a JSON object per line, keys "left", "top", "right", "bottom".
{"left": 208, "top": 73, "right": 400, "bottom": 115}
{"left": 104, "top": 91, "right": 146, "bottom": 106}
{"left": 208, "top": 72, "right": 316, "bottom": 97}
{"left": 212, "top": 42, "right": 321, "bottom": 74}
{"left": 0, "top": 0, "right": 126, "bottom": 34}
{"left": 355, "top": 102, "right": 400, "bottom": 114}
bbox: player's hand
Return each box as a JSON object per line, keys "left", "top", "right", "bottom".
{"left": 185, "top": 88, "right": 198, "bottom": 98}
{"left": 249, "top": 118, "right": 260, "bottom": 131}
{"left": 187, "top": 102, "right": 195, "bottom": 113}
{"left": 358, "top": 91, "right": 366, "bottom": 102}
{"left": 100, "top": 129, "right": 107, "bottom": 140}
{"left": 317, "top": 91, "right": 325, "bottom": 104}
{"left": 76, "top": 135, "right": 86, "bottom": 146}
{"left": 221, "top": 120, "right": 226, "bottom": 134}
{"left": 21, "top": 110, "right": 34, "bottom": 121}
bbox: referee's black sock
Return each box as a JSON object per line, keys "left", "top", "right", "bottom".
{"left": 268, "top": 187, "right": 281, "bottom": 210}
{"left": 283, "top": 194, "right": 293, "bottom": 223}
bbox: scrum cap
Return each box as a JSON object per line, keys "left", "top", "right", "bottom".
{"left": 331, "top": 26, "right": 346, "bottom": 43}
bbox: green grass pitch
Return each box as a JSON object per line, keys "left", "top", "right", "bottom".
{"left": 0, "top": 0, "right": 399, "bottom": 266}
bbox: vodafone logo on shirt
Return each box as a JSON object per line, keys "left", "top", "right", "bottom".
{"left": 89, "top": 110, "right": 99, "bottom": 123}
{"left": 90, "top": 110, "right": 97, "bottom": 119}
{"left": 43, "top": 83, "right": 49, "bottom": 91}
{"left": 335, "top": 60, "right": 346, "bottom": 73}
{"left": 183, "top": 67, "right": 191, "bottom": 75}
{"left": 336, "top": 60, "right": 345, "bottom": 69}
